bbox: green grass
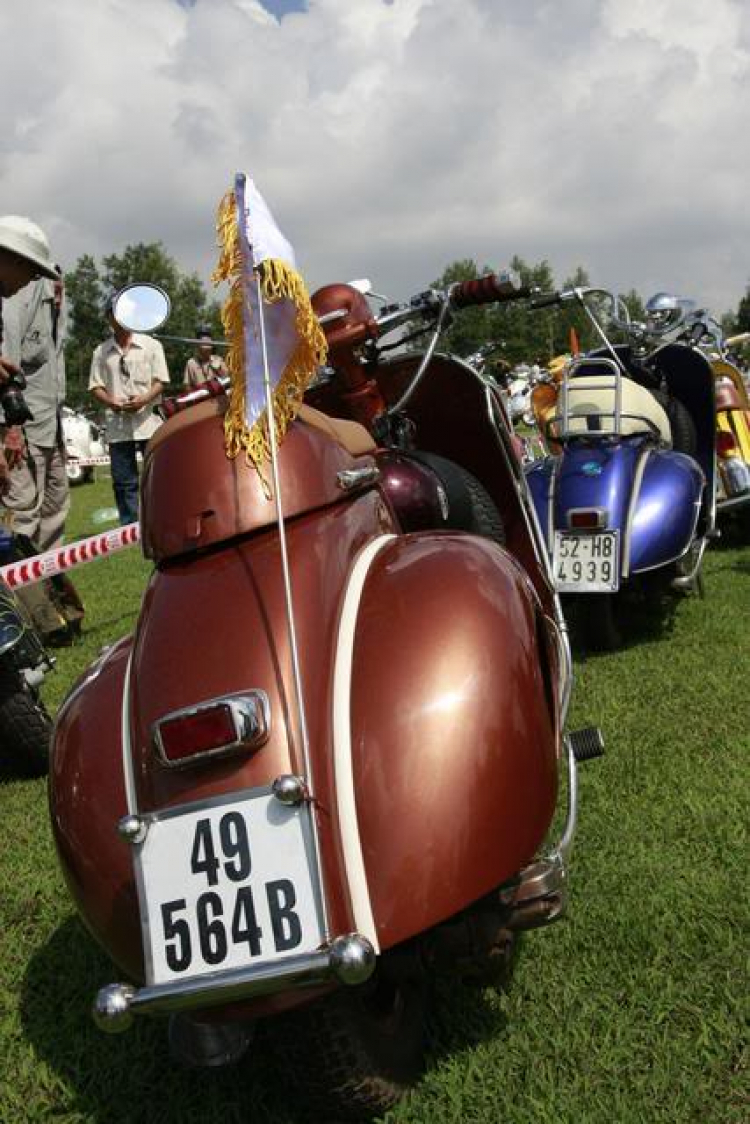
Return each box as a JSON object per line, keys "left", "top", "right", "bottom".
{"left": 1, "top": 478, "right": 748, "bottom": 1122}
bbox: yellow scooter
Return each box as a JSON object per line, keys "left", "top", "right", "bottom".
{"left": 715, "top": 333, "right": 750, "bottom": 511}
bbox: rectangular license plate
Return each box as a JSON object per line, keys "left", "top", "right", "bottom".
{"left": 134, "top": 788, "right": 325, "bottom": 986}
{"left": 552, "top": 530, "right": 620, "bottom": 592}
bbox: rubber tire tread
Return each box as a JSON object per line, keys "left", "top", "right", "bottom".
{"left": 0, "top": 668, "right": 52, "bottom": 777}
{"left": 574, "top": 592, "right": 622, "bottom": 652}
{"left": 266, "top": 970, "right": 428, "bottom": 1122}
{"left": 459, "top": 466, "right": 506, "bottom": 544}
{"left": 407, "top": 451, "right": 506, "bottom": 545}
{"left": 650, "top": 390, "right": 697, "bottom": 455}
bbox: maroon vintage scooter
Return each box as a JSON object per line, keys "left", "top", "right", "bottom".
{"left": 50, "top": 273, "right": 601, "bottom": 1121}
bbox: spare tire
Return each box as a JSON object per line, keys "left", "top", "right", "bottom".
{"left": 406, "top": 451, "right": 506, "bottom": 545}
{"left": 650, "top": 390, "right": 697, "bottom": 455}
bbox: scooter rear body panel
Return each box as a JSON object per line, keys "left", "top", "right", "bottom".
{"left": 526, "top": 439, "right": 704, "bottom": 577}
{"left": 51, "top": 517, "right": 558, "bottom": 995}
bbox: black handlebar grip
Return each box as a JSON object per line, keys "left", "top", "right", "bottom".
{"left": 529, "top": 291, "right": 562, "bottom": 310}
{"left": 450, "top": 271, "right": 529, "bottom": 309}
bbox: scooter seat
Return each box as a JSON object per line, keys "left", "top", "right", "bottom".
{"left": 559, "top": 375, "right": 671, "bottom": 444}
{"left": 297, "top": 404, "right": 376, "bottom": 456}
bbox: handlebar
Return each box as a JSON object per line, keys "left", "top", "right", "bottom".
{"left": 449, "top": 270, "right": 530, "bottom": 309}
{"left": 528, "top": 290, "right": 562, "bottom": 311}
{"left": 160, "top": 374, "right": 229, "bottom": 419}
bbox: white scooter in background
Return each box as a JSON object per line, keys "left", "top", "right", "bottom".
{"left": 62, "top": 406, "right": 107, "bottom": 485}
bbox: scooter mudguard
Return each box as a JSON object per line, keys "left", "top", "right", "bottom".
{"left": 51, "top": 514, "right": 558, "bottom": 993}
{"left": 0, "top": 576, "right": 48, "bottom": 669}
{"left": 628, "top": 448, "right": 704, "bottom": 572}
{"left": 525, "top": 440, "right": 704, "bottom": 577}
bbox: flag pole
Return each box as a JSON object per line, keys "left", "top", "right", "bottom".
{"left": 254, "top": 269, "right": 326, "bottom": 930}
{"left": 253, "top": 272, "right": 320, "bottom": 846}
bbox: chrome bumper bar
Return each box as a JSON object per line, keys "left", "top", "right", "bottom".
{"left": 93, "top": 933, "right": 375, "bottom": 1034}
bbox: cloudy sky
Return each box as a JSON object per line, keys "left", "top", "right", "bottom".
{"left": 1, "top": 0, "right": 748, "bottom": 313}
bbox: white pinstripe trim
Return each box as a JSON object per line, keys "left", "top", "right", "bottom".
{"left": 121, "top": 652, "right": 138, "bottom": 816}
{"left": 622, "top": 446, "right": 651, "bottom": 577}
{"left": 332, "top": 534, "right": 396, "bottom": 953}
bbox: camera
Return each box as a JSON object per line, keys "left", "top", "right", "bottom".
{"left": 0, "top": 372, "right": 33, "bottom": 426}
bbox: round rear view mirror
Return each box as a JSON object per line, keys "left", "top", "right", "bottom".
{"left": 113, "top": 284, "right": 170, "bottom": 332}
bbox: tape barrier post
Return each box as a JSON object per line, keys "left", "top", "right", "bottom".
{"left": 0, "top": 523, "right": 141, "bottom": 589}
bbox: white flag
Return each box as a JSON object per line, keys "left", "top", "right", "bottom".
{"left": 213, "top": 173, "right": 327, "bottom": 471}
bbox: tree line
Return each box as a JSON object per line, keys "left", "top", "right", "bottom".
{"left": 62, "top": 243, "right": 750, "bottom": 409}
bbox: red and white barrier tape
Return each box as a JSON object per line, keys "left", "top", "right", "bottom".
{"left": 67, "top": 454, "right": 113, "bottom": 467}
{"left": 66, "top": 453, "right": 142, "bottom": 467}
{"left": 0, "top": 523, "right": 141, "bottom": 589}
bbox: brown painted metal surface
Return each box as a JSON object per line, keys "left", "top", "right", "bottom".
{"left": 140, "top": 398, "right": 374, "bottom": 561}
{"left": 50, "top": 637, "right": 143, "bottom": 978}
{"left": 351, "top": 534, "right": 558, "bottom": 947}
{"left": 51, "top": 518, "right": 559, "bottom": 993}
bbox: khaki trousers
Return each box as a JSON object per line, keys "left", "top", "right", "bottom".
{"left": 2, "top": 442, "right": 70, "bottom": 551}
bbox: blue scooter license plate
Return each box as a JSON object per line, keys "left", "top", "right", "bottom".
{"left": 552, "top": 530, "right": 620, "bottom": 592}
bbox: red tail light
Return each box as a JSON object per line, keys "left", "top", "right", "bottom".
{"left": 153, "top": 692, "right": 270, "bottom": 768}
{"left": 568, "top": 509, "right": 606, "bottom": 529}
{"left": 716, "top": 430, "right": 738, "bottom": 457}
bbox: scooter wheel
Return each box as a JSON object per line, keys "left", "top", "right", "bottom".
{"left": 266, "top": 958, "right": 429, "bottom": 1121}
{"left": 0, "top": 669, "right": 52, "bottom": 777}
{"left": 573, "top": 593, "right": 622, "bottom": 652}
{"left": 650, "top": 390, "right": 697, "bottom": 455}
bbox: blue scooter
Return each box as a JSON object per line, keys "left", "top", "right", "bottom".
{"left": 524, "top": 287, "right": 715, "bottom": 649}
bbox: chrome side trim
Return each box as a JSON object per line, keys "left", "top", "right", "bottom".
{"left": 484, "top": 386, "right": 573, "bottom": 724}
{"left": 332, "top": 535, "right": 396, "bottom": 954}
{"left": 717, "top": 491, "right": 750, "bottom": 511}
{"left": 671, "top": 535, "right": 708, "bottom": 589}
{"left": 556, "top": 734, "right": 578, "bottom": 863}
{"left": 508, "top": 736, "right": 578, "bottom": 929}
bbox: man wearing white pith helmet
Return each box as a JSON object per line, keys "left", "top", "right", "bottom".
{"left": 0, "top": 218, "right": 58, "bottom": 481}
{"left": 0, "top": 216, "right": 80, "bottom": 642}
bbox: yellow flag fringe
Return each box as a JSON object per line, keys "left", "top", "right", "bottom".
{"left": 212, "top": 189, "right": 327, "bottom": 479}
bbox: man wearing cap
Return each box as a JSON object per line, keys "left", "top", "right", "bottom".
{"left": 89, "top": 296, "right": 170, "bottom": 525}
{"left": 182, "top": 327, "right": 227, "bottom": 388}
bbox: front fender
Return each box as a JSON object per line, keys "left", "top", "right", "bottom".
{"left": 350, "top": 533, "right": 559, "bottom": 950}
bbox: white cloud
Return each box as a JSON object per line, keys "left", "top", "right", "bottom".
{"left": 1, "top": 0, "right": 748, "bottom": 312}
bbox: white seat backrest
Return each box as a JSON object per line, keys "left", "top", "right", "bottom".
{"left": 559, "top": 374, "right": 671, "bottom": 444}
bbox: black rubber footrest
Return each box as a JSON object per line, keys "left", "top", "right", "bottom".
{"left": 568, "top": 727, "right": 604, "bottom": 763}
